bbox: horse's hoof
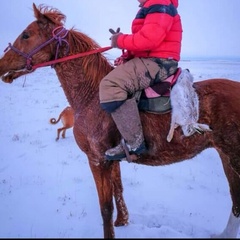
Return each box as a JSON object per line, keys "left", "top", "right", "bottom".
{"left": 114, "top": 219, "right": 129, "bottom": 227}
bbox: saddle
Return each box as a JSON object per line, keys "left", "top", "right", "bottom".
{"left": 138, "top": 67, "right": 182, "bottom": 114}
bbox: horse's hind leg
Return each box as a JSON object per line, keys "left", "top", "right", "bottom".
{"left": 111, "top": 162, "right": 129, "bottom": 226}
{"left": 213, "top": 151, "right": 240, "bottom": 238}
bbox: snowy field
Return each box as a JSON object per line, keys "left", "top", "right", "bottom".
{"left": 0, "top": 58, "right": 240, "bottom": 238}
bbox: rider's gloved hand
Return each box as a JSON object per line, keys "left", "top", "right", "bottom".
{"left": 109, "top": 28, "right": 122, "bottom": 48}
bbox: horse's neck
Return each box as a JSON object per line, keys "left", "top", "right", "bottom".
{"left": 54, "top": 63, "right": 101, "bottom": 111}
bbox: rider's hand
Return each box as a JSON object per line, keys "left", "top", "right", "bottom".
{"left": 109, "top": 28, "right": 122, "bottom": 48}
{"left": 114, "top": 50, "right": 134, "bottom": 66}
{"left": 114, "top": 56, "right": 125, "bottom": 66}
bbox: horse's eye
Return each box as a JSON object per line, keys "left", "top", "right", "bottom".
{"left": 22, "top": 32, "right": 29, "bottom": 39}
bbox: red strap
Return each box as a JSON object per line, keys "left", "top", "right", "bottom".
{"left": 144, "top": 67, "right": 182, "bottom": 98}
{"left": 31, "top": 46, "right": 112, "bottom": 70}
{"left": 170, "top": 67, "right": 182, "bottom": 86}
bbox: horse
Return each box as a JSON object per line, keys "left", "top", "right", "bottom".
{"left": 1, "top": 3, "right": 240, "bottom": 238}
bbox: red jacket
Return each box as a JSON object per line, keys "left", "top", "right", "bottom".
{"left": 117, "top": 0, "right": 182, "bottom": 61}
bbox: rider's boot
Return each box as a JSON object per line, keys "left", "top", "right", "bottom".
{"left": 105, "top": 97, "right": 147, "bottom": 160}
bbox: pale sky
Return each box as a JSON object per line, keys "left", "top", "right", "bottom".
{"left": 1, "top": 0, "right": 240, "bottom": 59}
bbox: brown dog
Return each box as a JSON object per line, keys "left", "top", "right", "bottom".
{"left": 50, "top": 106, "right": 74, "bottom": 141}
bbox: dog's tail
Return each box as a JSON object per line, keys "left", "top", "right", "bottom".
{"left": 50, "top": 114, "right": 61, "bottom": 124}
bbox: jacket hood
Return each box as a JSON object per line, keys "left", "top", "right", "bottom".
{"left": 171, "top": 0, "right": 178, "bottom": 8}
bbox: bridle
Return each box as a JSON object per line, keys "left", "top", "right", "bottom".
{"left": 4, "top": 26, "right": 112, "bottom": 72}
{"left": 5, "top": 26, "right": 69, "bottom": 71}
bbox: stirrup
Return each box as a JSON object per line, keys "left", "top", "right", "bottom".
{"left": 105, "top": 140, "right": 147, "bottom": 161}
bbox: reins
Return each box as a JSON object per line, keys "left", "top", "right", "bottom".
{"left": 5, "top": 26, "right": 112, "bottom": 72}
{"left": 31, "top": 46, "right": 112, "bottom": 71}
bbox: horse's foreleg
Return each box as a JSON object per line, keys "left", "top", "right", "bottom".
{"left": 89, "top": 160, "right": 115, "bottom": 238}
{"left": 111, "top": 162, "right": 129, "bottom": 226}
{"left": 213, "top": 151, "right": 240, "bottom": 238}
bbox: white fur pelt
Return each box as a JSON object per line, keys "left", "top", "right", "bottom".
{"left": 167, "top": 69, "right": 212, "bottom": 142}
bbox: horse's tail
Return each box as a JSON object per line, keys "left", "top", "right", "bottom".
{"left": 50, "top": 114, "right": 61, "bottom": 124}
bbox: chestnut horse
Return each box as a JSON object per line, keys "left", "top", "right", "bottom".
{"left": 1, "top": 3, "right": 240, "bottom": 238}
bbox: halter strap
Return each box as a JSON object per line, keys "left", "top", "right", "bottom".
{"left": 5, "top": 26, "right": 69, "bottom": 70}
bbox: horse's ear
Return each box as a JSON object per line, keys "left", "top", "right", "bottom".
{"left": 32, "top": 3, "right": 49, "bottom": 27}
{"left": 33, "top": 3, "right": 41, "bottom": 19}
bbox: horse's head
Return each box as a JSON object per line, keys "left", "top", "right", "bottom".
{"left": 0, "top": 3, "right": 67, "bottom": 83}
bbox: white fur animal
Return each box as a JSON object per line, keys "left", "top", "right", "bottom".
{"left": 167, "top": 69, "right": 212, "bottom": 142}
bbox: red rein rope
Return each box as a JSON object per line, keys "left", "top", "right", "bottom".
{"left": 31, "top": 46, "right": 113, "bottom": 71}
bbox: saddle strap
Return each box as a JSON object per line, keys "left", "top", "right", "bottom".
{"left": 145, "top": 67, "right": 182, "bottom": 98}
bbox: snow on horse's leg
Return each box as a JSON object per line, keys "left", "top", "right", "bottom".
{"left": 211, "top": 211, "right": 240, "bottom": 238}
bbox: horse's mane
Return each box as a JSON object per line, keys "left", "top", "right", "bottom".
{"left": 67, "top": 30, "right": 114, "bottom": 82}
{"left": 36, "top": 4, "right": 66, "bottom": 25}
{"left": 35, "top": 4, "right": 114, "bottom": 84}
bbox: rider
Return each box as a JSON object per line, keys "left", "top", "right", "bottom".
{"left": 99, "top": 0, "right": 182, "bottom": 160}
